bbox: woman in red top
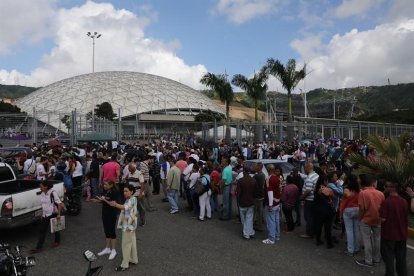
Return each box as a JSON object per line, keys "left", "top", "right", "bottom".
{"left": 340, "top": 174, "right": 360, "bottom": 256}
{"left": 262, "top": 165, "right": 281, "bottom": 245}
{"left": 209, "top": 164, "right": 221, "bottom": 213}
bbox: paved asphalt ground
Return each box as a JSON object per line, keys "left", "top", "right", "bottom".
{"left": 1, "top": 194, "right": 413, "bottom": 276}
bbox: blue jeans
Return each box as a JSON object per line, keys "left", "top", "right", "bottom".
{"left": 239, "top": 206, "right": 254, "bottom": 238}
{"left": 265, "top": 205, "right": 281, "bottom": 242}
{"left": 210, "top": 193, "right": 218, "bottom": 212}
{"left": 167, "top": 189, "right": 179, "bottom": 211}
{"left": 90, "top": 178, "right": 100, "bottom": 197}
{"left": 221, "top": 185, "right": 232, "bottom": 219}
{"left": 343, "top": 207, "right": 360, "bottom": 253}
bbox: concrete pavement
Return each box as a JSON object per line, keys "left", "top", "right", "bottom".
{"left": 1, "top": 195, "right": 413, "bottom": 275}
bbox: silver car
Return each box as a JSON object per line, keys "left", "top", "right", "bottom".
{"left": 244, "top": 159, "right": 295, "bottom": 179}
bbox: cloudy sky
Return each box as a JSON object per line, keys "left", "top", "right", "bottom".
{"left": 0, "top": 0, "right": 413, "bottom": 93}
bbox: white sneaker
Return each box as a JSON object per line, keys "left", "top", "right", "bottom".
{"left": 97, "top": 248, "right": 111, "bottom": 256}
{"left": 108, "top": 250, "right": 117, "bottom": 260}
{"left": 170, "top": 209, "right": 179, "bottom": 214}
{"left": 262, "top": 239, "right": 275, "bottom": 245}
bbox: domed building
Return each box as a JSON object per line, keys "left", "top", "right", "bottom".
{"left": 16, "top": 71, "right": 225, "bottom": 137}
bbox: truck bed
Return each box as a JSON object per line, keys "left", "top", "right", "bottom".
{"left": 0, "top": 179, "right": 60, "bottom": 194}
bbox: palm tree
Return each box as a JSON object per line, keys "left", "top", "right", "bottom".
{"left": 350, "top": 134, "right": 414, "bottom": 190}
{"left": 200, "top": 73, "right": 234, "bottom": 140}
{"left": 200, "top": 73, "right": 233, "bottom": 118}
{"left": 231, "top": 69, "right": 268, "bottom": 121}
{"left": 265, "top": 58, "right": 306, "bottom": 122}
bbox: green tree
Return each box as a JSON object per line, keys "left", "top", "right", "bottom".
{"left": 0, "top": 101, "right": 22, "bottom": 113}
{"left": 93, "top": 102, "right": 117, "bottom": 121}
{"left": 350, "top": 134, "right": 414, "bottom": 189}
{"left": 200, "top": 73, "right": 233, "bottom": 119}
{"left": 194, "top": 110, "right": 224, "bottom": 122}
{"left": 200, "top": 73, "right": 233, "bottom": 140}
{"left": 61, "top": 115, "right": 71, "bottom": 130}
{"left": 231, "top": 69, "right": 268, "bottom": 121}
{"left": 265, "top": 59, "right": 306, "bottom": 122}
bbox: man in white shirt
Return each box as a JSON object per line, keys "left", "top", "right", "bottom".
{"left": 23, "top": 156, "right": 36, "bottom": 176}
{"left": 160, "top": 158, "right": 170, "bottom": 202}
{"left": 36, "top": 157, "right": 49, "bottom": 180}
{"left": 188, "top": 164, "right": 200, "bottom": 218}
{"left": 277, "top": 150, "right": 289, "bottom": 162}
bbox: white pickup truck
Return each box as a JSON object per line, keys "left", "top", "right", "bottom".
{"left": 0, "top": 162, "right": 65, "bottom": 229}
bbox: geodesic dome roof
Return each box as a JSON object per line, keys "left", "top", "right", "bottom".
{"left": 16, "top": 71, "right": 225, "bottom": 131}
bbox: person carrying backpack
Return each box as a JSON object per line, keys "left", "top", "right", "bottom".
{"left": 55, "top": 162, "right": 73, "bottom": 190}
{"left": 198, "top": 166, "right": 211, "bottom": 221}
{"left": 30, "top": 182, "right": 64, "bottom": 254}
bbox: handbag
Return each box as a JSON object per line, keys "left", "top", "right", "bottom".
{"left": 194, "top": 176, "right": 209, "bottom": 196}
{"left": 50, "top": 216, "right": 65, "bottom": 233}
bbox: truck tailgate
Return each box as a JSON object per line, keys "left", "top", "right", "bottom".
{"left": 11, "top": 187, "right": 42, "bottom": 217}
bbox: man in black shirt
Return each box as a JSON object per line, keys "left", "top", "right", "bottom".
{"left": 253, "top": 162, "right": 265, "bottom": 232}
{"left": 290, "top": 168, "right": 304, "bottom": 226}
{"left": 89, "top": 153, "right": 101, "bottom": 198}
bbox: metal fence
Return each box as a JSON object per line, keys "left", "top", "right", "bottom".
{"left": 1, "top": 110, "right": 414, "bottom": 147}
{"left": 201, "top": 117, "right": 414, "bottom": 144}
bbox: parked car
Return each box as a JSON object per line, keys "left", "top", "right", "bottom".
{"left": 243, "top": 159, "right": 296, "bottom": 179}
{"left": 0, "top": 162, "right": 64, "bottom": 229}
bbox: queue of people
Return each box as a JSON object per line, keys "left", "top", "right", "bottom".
{"left": 8, "top": 137, "right": 414, "bottom": 275}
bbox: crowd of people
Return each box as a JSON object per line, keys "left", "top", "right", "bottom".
{"left": 5, "top": 137, "right": 414, "bottom": 275}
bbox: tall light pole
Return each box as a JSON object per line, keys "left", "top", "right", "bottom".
{"left": 86, "top": 32, "right": 101, "bottom": 73}
{"left": 87, "top": 32, "right": 101, "bottom": 132}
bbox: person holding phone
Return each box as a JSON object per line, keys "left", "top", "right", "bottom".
{"left": 93, "top": 180, "right": 121, "bottom": 260}
{"left": 108, "top": 185, "right": 139, "bottom": 272}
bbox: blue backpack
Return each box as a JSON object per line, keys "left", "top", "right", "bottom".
{"left": 56, "top": 171, "right": 73, "bottom": 190}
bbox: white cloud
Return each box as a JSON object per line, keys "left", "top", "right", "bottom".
{"left": 0, "top": 0, "right": 57, "bottom": 54}
{"left": 289, "top": 19, "right": 414, "bottom": 91}
{"left": 387, "top": 0, "right": 414, "bottom": 21}
{"left": 213, "top": 0, "right": 284, "bottom": 24}
{"left": 332, "top": 0, "right": 380, "bottom": 18}
{"left": 0, "top": 1, "right": 207, "bottom": 89}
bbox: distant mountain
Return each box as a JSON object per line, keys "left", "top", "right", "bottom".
{"left": 305, "top": 83, "right": 414, "bottom": 123}
{"left": 204, "top": 82, "right": 414, "bottom": 124}
{"left": 0, "top": 84, "right": 38, "bottom": 99}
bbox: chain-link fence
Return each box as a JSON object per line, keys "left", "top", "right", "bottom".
{"left": 1, "top": 110, "right": 414, "bottom": 147}
{"left": 201, "top": 118, "right": 414, "bottom": 144}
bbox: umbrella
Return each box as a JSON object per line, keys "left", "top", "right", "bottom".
{"left": 48, "top": 139, "right": 62, "bottom": 148}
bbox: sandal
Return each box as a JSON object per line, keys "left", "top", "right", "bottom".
{"left": 115, "top": 266, "right": 128, "bottom": 272}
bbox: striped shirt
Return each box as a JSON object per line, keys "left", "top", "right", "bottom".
{"left": 139, "top": 161, "right": 150, "bottom": 181}
{"left": 302, "top": 171, "right": 319, "bottom": 201}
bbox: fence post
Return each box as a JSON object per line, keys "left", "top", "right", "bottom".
{"left": 70, "top": 110, "right": 76, "bottom": 146}
{"left": 278, "top": 121, "right": 283, "bottom": 142}
{"left": 32, "top": 107, "right": 37, "bottom": 145}
{"left": 236, "top": 122, "right": 241, "bottom": 144}
{"left": 213, "top": 119, "right": 217, "bottom": 143}
{"left": 118, "top": 108, "right": 122, "bottom": 141}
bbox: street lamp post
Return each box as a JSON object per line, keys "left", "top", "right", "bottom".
{"left": 86, "top": 32, "right": 101, "bottom": 73}
{"left": 86, "top": 32, "right": 101, "bottom": 132}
